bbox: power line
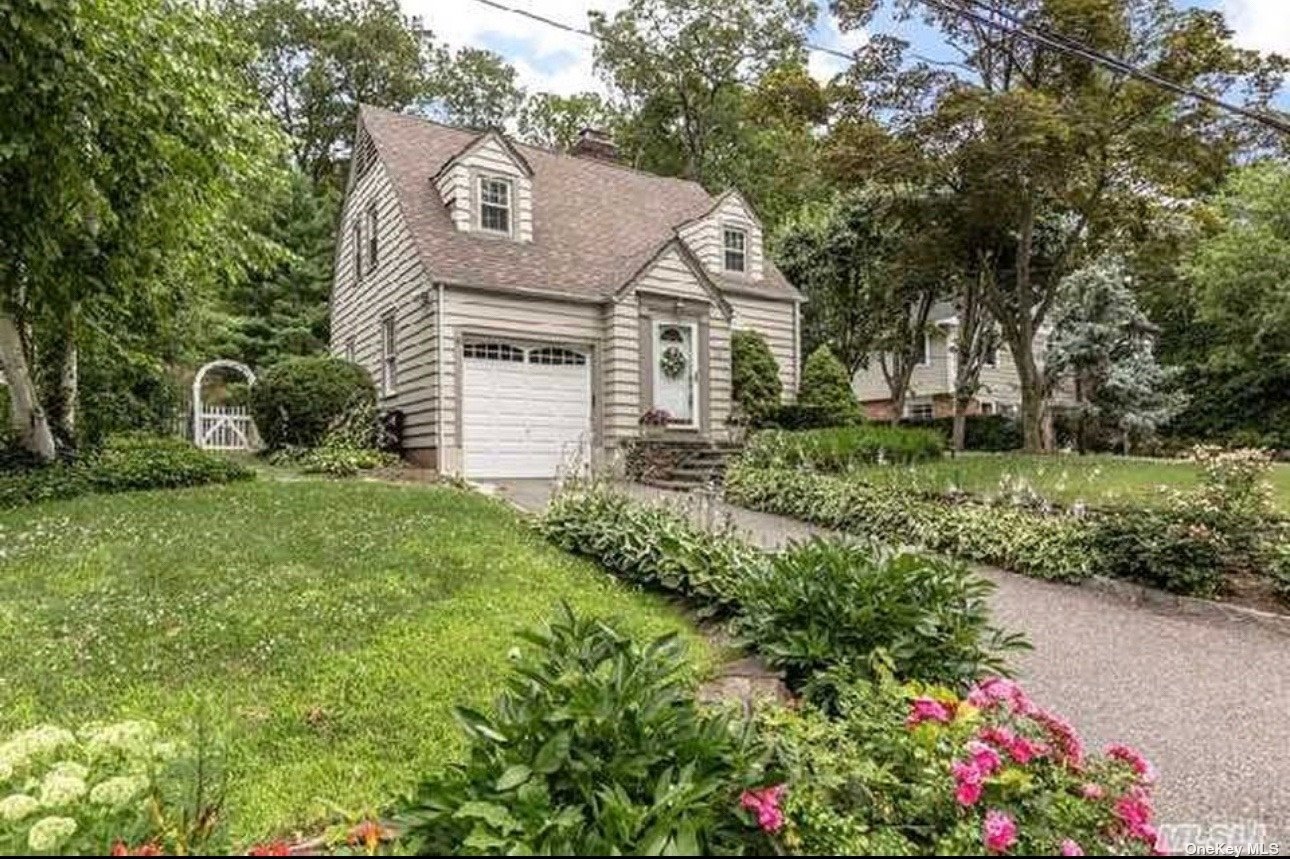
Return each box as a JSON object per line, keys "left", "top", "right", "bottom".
{"left": 917, "top": 0, "right": 1290, "bottom": 135}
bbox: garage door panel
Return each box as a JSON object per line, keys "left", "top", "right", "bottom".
{"left": 461, "top": 342, "right": 592, "bottom": 479}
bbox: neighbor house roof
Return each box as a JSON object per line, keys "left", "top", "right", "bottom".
{"left": 358, "top": 105, "right": 801, "bottom": 303}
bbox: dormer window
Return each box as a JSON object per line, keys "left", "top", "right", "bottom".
{"left": 479, "top": 176, "right": 512, "bottom": 235}
{"left": 723, "top": 227, "right": 747, "bottom": 273}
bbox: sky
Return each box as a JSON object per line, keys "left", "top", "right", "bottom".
{"left": 407, "top": 0, "right": 1290, "bottom": 100}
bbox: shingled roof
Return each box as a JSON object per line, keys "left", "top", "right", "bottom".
{"left": 358, "top": 105, "right": 800, "bottom": 303}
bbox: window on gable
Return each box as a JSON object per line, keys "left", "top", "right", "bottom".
{"left": 380, "top": 312, "right": 397, "bottom": 395}
{"left": 723, "top": 227, "right": 747, "bottom": 273}
{"left": 353, "top": 220, "right": 364, "bottom": 281}
{"left": 367, "top": 204, "right": 379, "bottom": 271}
{"left": 479, "top": 176, "right": 511, "bottom": 234}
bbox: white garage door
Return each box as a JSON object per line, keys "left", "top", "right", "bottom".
{"left": 461, "top": 341, "right": 592, "bottom": 478}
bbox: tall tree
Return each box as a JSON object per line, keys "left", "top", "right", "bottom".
{"left": 227, "top": 0, "right": 428, "bottom": 185}
{"left": 948, "top": 262, "right": 1000, "bottom": 452}
{"left": 589, "top": 0, "right": 816, "bottom": 183}
{"left": 0, "top": 0, "right": 285, "bottom": 458}
{"left": 423, "top": 46, "right": 525, "bottom": 129}
{"left": 832, "top": 0, "right": 1287, "bottom": 450}
{"left": 518, "top": 92, "right": 619, "bottom": 151}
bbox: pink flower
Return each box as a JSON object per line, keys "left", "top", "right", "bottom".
{"left": 1114, "top": 786, "right": 1157, "bottom": 843}
{"left": 952, "top": 760, "right": 985, "bottom": 807}
{"left": 1030, "top": 708, "right": 1084, "bottom": 767}
{"left": 977, "top": 726, "right": 1046, "bottom": 765}
{"left": 966, "top": 740, "right": 1002, "bottom": 775}
{"left": 968, "top": 677, "right": 1030, "bottom": 713}
{"left": 1106, "top": 743, "right": 1157, "bottom": 784}
{"left": 982, "top": 809, "right": 1018, "bottom": 854}
{"left": 1080, "top": 782, "right": 1105, "bottom": 800}
{"left": 740, "top": 784, "right": 787, "bottom": 834}
{"left": 907, "top": 696, "right": 953, "bottom": 727}
{"left": 1060, "top": 838, "right": 1084, "bottom": 856}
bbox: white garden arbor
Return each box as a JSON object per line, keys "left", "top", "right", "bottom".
{"left": 192, "top": 359, "right": 259, "bottom": 451}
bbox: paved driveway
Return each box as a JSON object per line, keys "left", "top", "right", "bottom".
{"left": 486, "top": 480, "right": 1290, "bottom": 845}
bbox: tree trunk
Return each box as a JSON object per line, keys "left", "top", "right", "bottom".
{"left": 58, "top": 324, "right": 77, "bottom": 439}
{"left": 951, "top": 396, "right": 968, "bottom": 453}
{"left": 0, "top": 312, "right": 56, "bottom": 460}
{"left": 1010, "top": 332, "right": 1047, "bottom": 452}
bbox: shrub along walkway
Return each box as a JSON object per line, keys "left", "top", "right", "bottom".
{"left": 488, "top": 478, "right": 1290, "bottom": 842}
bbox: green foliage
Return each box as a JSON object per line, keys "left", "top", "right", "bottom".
{"left": 733, "top": 538, "right": 1025, "bottom": 695}
{"left": 730, "top": 330, "right": 783, "bottom": 426}
{"left": 517, "top": 92, "right": 619, "bottom": 151}
{"left": 425, "top": 46, "right": 526, "bottom": 130}
{"left": 742, "top": 425, "right": 944, "bottom": 471}
{"left": 400, "top": 607, "right": 767, "bottom": 856}
{"left": 906, "top": 415, "right": 1023, "bottom": 452}
{"left": 1084, "top": 509, "right": 1226, "bottom": 597}
{"left": 796, "top": 346, "right": 861, "bottom": 427}
{"left": 724, "top": 464, "right": 1096, "bottom": 582}
{"left": 541, "top": 487, "right": 763, "bottom": 614}
{"left": 250, "top": 356, "right": 376, "bottom": 449}
{"left": 0, "top": 435, "right": 253, "bottom": 510}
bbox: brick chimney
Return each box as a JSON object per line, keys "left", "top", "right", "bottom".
{"left": 571, "top": 128, "right": 619, "bottom": 162}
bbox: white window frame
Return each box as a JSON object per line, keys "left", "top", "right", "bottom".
{"left": 367, "top": 204, "right": 379, "bottom": 271}
{"left": 905, "top": 400, "right": 934, "bottom": 421}
{"left": 380, "top": 312, "right": 397, "bottom": 395}
{"left": 477, "top": 175, "right": 512, "bottom": 236}
{"left": 722, "top": 226, "right": 747, "bottom": 273}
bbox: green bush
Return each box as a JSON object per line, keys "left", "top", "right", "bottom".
{"left": 399, "top": 607, "right": 769, "bottom": 856}
{"left": 724, "top": 464, "right": 1096, "bottom": 582}
{"left": 764, "top": 402, "right": 836, "bottom": 430}
{"left": 733, "top": 538, "right": 1025, "bottom": 696}
{"left": 742, "top": 426, "right": 944, "bottom": 471}
{"left": 1084, "top": 510, "right": 1226, "bottom": 597}
{"left": 796, "top": 346, "right": 861, "bottom": 427}
{"left": 249, "top": 356, "right": 376, "bottom": 449}
{"left": 905, "top": 414, "right": 1023, "bottom": 452}
{"left": 0, "top": 434, "right": 253, "bottom": 509}
{"left": 541, "top": 487, "right": 763, "bottom": 615}
{"left": 731, "top": 330, "right": 783, "bottom": 426}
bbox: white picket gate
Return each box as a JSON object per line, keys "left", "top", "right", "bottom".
{"left": 197, "top": 405, "right": 259, "bottom": 451}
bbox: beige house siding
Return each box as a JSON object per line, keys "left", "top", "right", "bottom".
{"left": 437, "top": 286, "right": 604, "bottom": 475}
{"left": 434, "top": 135, "right": 533, "bottom": 242}
{"left": 677, "top": 193, "right": 765, "bottom": 281}
{"left": 727, "top": 293, "right": 799, "bottom": 400}
{"left": 329, "top": 158, "right": 437, "bottom": 456}
{"left": 603, "top": 295, "right": 641, "bottom": 446}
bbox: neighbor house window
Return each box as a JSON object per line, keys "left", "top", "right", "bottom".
{"left": 906, "top": 401, "right": 934, "bottom": 421}
{"left": 380, "top": 313, "right": 397, "bottom": 394}
{"left": 367, "top": 204, "right": 379, "bottom": 270}
{"left": 478, "top": 176, "right": 511, "bottom": 234}
{"left": 981, "top": 401, "right": 994, "bottom": 415}
{"left": 353, "top": 221, "right": 364, "bottom": 280}
{"left": 913, "top": 333, "right": 930, "bottom": 367}
{"left": 723, "top": 227, "right": 747, "bottom": 273}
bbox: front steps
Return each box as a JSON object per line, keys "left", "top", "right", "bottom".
{"left": 629, "top": 438, "right": 742, "bottom": 490}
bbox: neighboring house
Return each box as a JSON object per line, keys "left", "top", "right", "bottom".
{"left": 329, "top": 106, "right": 803, "bottom": 478}
{"left": 851, "top": 302, "right": 1070, "bottom": 421}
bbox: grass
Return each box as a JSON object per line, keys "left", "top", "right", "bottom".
{"left": 0, "top": 478, "right": 714, "bottom": 843}
{"left": 845, "top": 452, "right": 1290, "bottom": 512}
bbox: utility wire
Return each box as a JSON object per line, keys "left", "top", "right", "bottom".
{"left": 917, "top": 0, "right": 1290, "bottom": 135}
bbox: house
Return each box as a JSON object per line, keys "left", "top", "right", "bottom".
{"left": 329, "top": 106, "right": 803, "bottom": 478}
{"left": 851, "top": 302, "right": 1066, "bottom": 421}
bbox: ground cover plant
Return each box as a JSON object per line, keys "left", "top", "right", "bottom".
{"left": 742, "top": 425, "right": 945, "bottom": 471}
{"left": 0, "top": 479, "right": 712, "bottom": 842}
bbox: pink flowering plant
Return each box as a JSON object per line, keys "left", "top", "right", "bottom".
{"left": 758, "top": 675, "right": 1162, "bottom": 856}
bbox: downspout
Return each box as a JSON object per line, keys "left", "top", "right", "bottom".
{"left": 436, "top": 281, "right": 445, "bottom": 473}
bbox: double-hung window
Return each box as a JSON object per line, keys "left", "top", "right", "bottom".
{"left": 353, "top": 221, "right": 364, "bottom": 280}
{"left": 380, "top": 313, "right": 397, "bottom": 395}
{"left": 367, "top": 205, "right": 379, "bottom": 270}
{"left": 479, "top": 176, "right": 511, "bottom": 234}
{"left": 723, "top": 227, "right": 747, "bottom": 273}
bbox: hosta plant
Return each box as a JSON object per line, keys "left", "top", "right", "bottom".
{"left": 399, "top": 606, "right": 772, "bottom": 855}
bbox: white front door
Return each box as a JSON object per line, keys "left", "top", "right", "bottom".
{"left": 652, "top": 321, "right": 697, "bottom": 426}
{"left": 461, "top": 341, "right": 592, "bottom": 478}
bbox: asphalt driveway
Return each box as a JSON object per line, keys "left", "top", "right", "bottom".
{"left": 485, "top": 479, "right": 1290, "bottom": 846}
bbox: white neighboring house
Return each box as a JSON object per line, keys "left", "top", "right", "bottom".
{"left": 329, "top": 106, "right": 804, "bottom": 479}
{"left": 851, "top": 302, "right": 1070, "bottom": 421}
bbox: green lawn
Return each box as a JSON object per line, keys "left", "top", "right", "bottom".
{"left": 0, "top": 479, "right": 713, "bottom": 842}
{"left": 846, "top": 452, "right": 1290, "bottom": 512}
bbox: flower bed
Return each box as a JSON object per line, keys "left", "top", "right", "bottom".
{"left": 741, "top": 425, "right": 945, "bottom": 471}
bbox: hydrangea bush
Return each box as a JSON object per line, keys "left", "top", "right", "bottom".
{"left": 0, "top": 721, "right": 174, "bottom": 855}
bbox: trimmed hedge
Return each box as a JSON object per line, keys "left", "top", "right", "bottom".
{"left": 731, "top": 330, "right": 782, "bottom": 425}
{"left": 797, "top": 346, "right": 862, "bottom": 427}
{"left": 0, "top": 433, "right": 253, "bottom": 509}
{"left": 904, "top": 414, "right": 1024, "bottom": 451}
{"left": 742, "top": 425, "right": 944, "bottom": 471}
{"left": 250, "top": 356, "right": 376, "bottom": 449}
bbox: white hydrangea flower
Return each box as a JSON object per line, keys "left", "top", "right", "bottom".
{"left": 80, "top": 721, "right": 158, "bottom": 760}
{"left": 27, "top": 815, "right": 77, "bottom": 852}
{"left": 0, "top": 793, "right": 39, "bottom": 822}
{"left": 88, "top": 775, "right": 148, "bottom": 809}
{"left": 37, "top": 772, "right": 87, "bottom": 808}
{"left": 0, "top": 726, "right": 75, "bottom": 768}
{"left": 48, "top": 761, "right": 89, "bottom": 782}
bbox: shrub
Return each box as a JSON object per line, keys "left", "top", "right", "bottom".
{"left": 0, "top": 434, "right": 252, "bottom": 509}
{"left": 733, "top": 538, "right": 1026, "bottom": 695}
{"left": 759, "top": 676, "right": 1161, "bottom": 855}
{"left": 267, "top": 400, "right": 397, "bottom": 477}
{"left": 1084, "top": 509, "right": 1226, "bottom": 597}
{"left": 249, "top": 357, "right": 376, "bottom": 449}
{"left": 763, "top": 402, "right": 836, "bottom": 430}
{"left": 725, "top": 464, "right": 1096, "bottom": 582}
{"left": 541, "top": 487, "right": 763, "bottom": 614}
{"left": 796, "top": 346, "right": 861, "bottom": 427}
{"left": 742, "top": 425, "right": 944, "bottom": 471}
{"left": 399, "top": 607, "right": 770, "bottom": 856}
{"left": 731, "top": 330, "right": 782, "bottom": 426}
{"left": 906, "top": 414, "right": 1023, "bottom": 452}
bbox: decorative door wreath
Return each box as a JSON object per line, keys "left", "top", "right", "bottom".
{"left": 660, "top": 345, "right": 688, "bottom": 380}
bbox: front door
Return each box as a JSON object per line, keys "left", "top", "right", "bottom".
{"left": 652, "top": 321, "right": 697, "bottom": 426}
